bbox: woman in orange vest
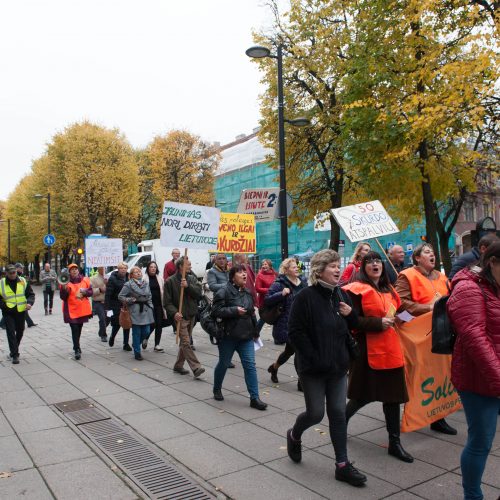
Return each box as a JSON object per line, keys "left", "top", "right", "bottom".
{"left": 60, "top": 263, "right": 93, "bottom": 360}
{"left": 343, "top": 251, "right": 413, "bottom": 462}
{"left": 395, "top": 243, "right": 457, "bottom": 435}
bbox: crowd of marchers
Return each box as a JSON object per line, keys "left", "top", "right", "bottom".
{"left": 1, "top": 234, "right": 499, "bottom": 499}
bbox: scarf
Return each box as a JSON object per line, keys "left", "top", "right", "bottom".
{"left": 317, "top": 279, "right": 337, "bottom": 291}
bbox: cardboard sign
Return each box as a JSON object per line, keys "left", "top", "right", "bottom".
{"left": 396, "top": 312, "right": 462, "bottom": 432}
{"left": 217, "top": 212, "right": 256, "bottom": 254}
{"left": 160, "top": 201, "right": 220, "bottom": 250}
{"left": 85, "top": 238, "right": 123, "bottom": 267}
{"left": 237, "top": 188, "right": 279, "bottom": 222}
{"left": 331, "top": 200, "right": 399, "bottom": 242}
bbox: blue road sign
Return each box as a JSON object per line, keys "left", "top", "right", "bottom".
{"left": 43, "top": 234, "right": 56, "bottom": 246}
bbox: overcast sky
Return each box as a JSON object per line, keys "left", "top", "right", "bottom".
{"left": 0, "top": 0, "right": 273, "bottom": 200}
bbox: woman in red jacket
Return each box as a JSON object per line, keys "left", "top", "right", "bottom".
{"left": 255, "top": 259, "right": 277, "bottom": 335}
{"left": 340, "top": 242, "right": 371, "bottom": 285}
{"left": 447, "top": 242, "right": 500, "bottom": 500}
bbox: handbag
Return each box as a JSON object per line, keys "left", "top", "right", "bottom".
{"left": 258, "top": 303, "right": 283, "bottom": 325}
{"left": 346, "top": 332, "right": 361, "bottom": 360}
{"left": 119, "top": 305, "right": 132, "bottom": 330}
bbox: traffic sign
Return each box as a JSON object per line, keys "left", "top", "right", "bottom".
{"left": 43, "top": 234, "right": 56, "bottom": 246}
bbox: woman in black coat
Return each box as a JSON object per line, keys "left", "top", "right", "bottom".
{"left": 287, "top": 249, "right": 367, "bottom": 488}
{"left": 104, "top": 262, "right": 131, "bottom": 351}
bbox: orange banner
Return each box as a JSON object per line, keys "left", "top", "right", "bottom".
{"left": 396, "top": 312, "right": 462, "bottom": 432}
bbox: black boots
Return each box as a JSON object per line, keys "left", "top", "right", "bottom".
{"left": 213, "top": 389, "right": 224, "bottom": 401}
{"left": 430, "top": 418, "right": 457, "bottom": 435}
{"left": 335, "top": 462, "right": 367, "bottom": 486}
{"left": 74, "top": 348, "right": 81, "bottom": 360}
{"left": 286, "top": 428, "right": 301, "bottom": 462}
{"left": 384, "top": 403, "right": 413, "bottom": 463}
{"left": 250, "top": 398, "right": 267, "bottom": 410}
{"left": 268, "top": 364, "right": 279, "bottom": 383}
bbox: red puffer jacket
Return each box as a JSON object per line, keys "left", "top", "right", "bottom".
{"left": 447, "top": 267, "right": 500, "bottom": 398}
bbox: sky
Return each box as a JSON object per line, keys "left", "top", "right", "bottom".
{"left": 0, "top": 0, "right": 274, "bottom": 200}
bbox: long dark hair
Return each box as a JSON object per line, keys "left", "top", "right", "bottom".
{"left": 479, "top": 241, "right": 500, "bottom": 289}
{"left": 146, "top": 261, "right": 159, "bottom": 276}
{"left": 358, "top": 251, "right": 397, "bottom": 298}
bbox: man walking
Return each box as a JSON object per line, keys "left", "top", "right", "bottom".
{"left": 90, "top": 267, "right": 108, "bottom": 342}
{"left": 164, "top": 256, "right": 205, "bottom": 378}
{"left": 163, "top": 248, "right": 181, "bottom": 280}
{"left": 15, "top": 263, "right": 37, "bottom": 327}
{"left": 0, "top": 264, "right": 35, "bottom": 364}
{"left": 40, "top": 262, "right": 57, "bottom": 315}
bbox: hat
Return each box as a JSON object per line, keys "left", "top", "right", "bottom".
{"left": 15, "top": 262, "right": 24, "bottom": 269}
{"left": 5, "top": 264, "right": 17, "bottom": 273}
{"left": 67, "top": 263, "right": 79, "bottom": 270}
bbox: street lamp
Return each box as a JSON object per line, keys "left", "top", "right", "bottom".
{"left": 246, "top": 44, "right": 310, "bottom": 260}
{"left": 0, "top": 219, "right": 11, "bottom": 264}
{"left": 34, "top": 193, "right": 51, "bottom": 264}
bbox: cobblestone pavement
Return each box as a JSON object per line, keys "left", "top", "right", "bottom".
{"left": 0, "top": 286, "right": 499, "bottom": 499}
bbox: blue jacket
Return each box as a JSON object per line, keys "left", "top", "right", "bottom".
{"left": 448, "top": 247, "right": 480, "bottom": 280}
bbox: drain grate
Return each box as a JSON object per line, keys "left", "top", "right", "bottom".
{"left": 54, "top": 399, "right": 213, "bottom": 500}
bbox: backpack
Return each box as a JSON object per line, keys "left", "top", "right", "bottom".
{"left": 258, "top": 302, "right": 283, "bottom": 325}
{"left": 198, "top": 295, "right": 225, "bottom": 345}
{"left": 431, "top": 295, "right": 456, "bottom": 354}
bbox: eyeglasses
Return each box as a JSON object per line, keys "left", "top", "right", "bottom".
{"left": 365, "top": 258, "right": 382, "bottom": 265}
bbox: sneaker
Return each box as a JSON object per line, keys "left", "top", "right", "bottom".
{"left": 173, "top": 367, "right": 189, "bottom": 375}
{"left": 335, "top": 462, "right": 367, "bottom": 487}
{"left": 142, "top": 338, "right": 148, "bottom": 349}
{"left": 153, "top": 346, "right": 164, "bottom": 352}
{"left": 193, "top": 367, "right": 205, "bottom": 378}
{"left": 12, "top": 354, "right": 20, "bottom": 365}
{"left": 287, "top": 428, "right": 301, "bottom": 462}
{"left": 123, "top": 344, "right": 132, "bottom": 351}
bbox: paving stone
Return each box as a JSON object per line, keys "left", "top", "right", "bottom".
{"left": 112, "top": 372, "right": 163, "bottom": 391}
{"left": 72, "top": 377, "right": 125, "bottom": 397}
{"left": 0, "top": 467, "right": 53, "bottom": 499}
{"left": 134, "top": 384, "right": 196, "bottom": 407}
{"left": 19, "top": 426, "right": 95, "bottom": 466}
{"left": 165, "top": 401, "right": 243, "bottom": 430}
{"left": 0, "top": 434, "right": 33, "bottom": 471}
{"left": 208, "top": 421, "right": 288, "bottom": 462}
{"left": 382, "top": 492, "right": 424, "bottom": 499}
{"left": 158, "top": 431, "right": 257, "bottom": 480}
{"left": 0, "top": 388, "right": 46, "bottom": 411}
{"left": 480, "top": 453, "right": 500, "bottom": 489}
{"left": 40, "top": 456, "right": 138, "bottom": 499}
{"left": 345, "top": 412, "right": 386, "bottom": 437}
{"left": 0, "top": 412, "right": 14, "bottom": 437}
{"left": 0, "top": 365, "right": 18, "bottom": 379}
{"left": 169, "top": 378, "right": 226, "bottom": 400}
{"left": 144, "top": 367, "right": 186, "bottom": 384}
{"left": 94, "top": 391, "right": 156, "bottom": 416}
{"left": 206, "top": 393, "right": 281, "bottom": 420}
{"left": 413, "top": 419, "right": 469, "bottom": 447}
{"left": 254, "top": 385, "right": 307, "bottom": 411}
{"left": 210, "top": 464, "right": 325, "bottom": 500}
{"left": 267, "top": 449, "right": 401, "bottom": 499}
{"left": 23, "top": 371, "right": 67, "bottom": 388}
{"left": 34, "top": 382, "right": 86, "bottom": 404}
{"left": 121, "top": 408, "right": 198, "bottom": 442}
{"left": 118, "top": 358, "right": 168, "bottom": 372}
{"left": 80, "top": 360, "right": 131, "bottom": 378}
{"left": 12, "top": 360, "right": 53, "bottom": 375}
{"left": 5, "top": 405, "right": 65, "bottom": 433}
{"left": 0, "top": 375, "right": 30, "bottom": 393}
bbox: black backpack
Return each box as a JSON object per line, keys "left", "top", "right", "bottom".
{"left": 431, "top": 295, "right": 456, "bottom": 354}
{"left": 198, "top": 295, "right": 225, "bottom": 345}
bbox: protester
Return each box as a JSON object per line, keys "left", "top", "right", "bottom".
{"left": 206, "top": 253, "right": 229, "bottom": 303}
{"left": 386, "top": 245, "right": 407, "bottom": 284}
{"left": 395, "top": 243, "right": 457, "bottom": 435}
{"left": 105, "top": 262, "right": 131, "bottom": 351}
{"left": 15, "top": 263, "right": 37, "bottom": 327}
{"left": 254, "top": 259, "right": 277, "bottom": 335}
{"left": 90, "top": 267, "right": 108, "bottom": 342}
{"left": 340, "top": 242, "right": 371, "bottom": 285}
{"left": 163, "top": 248, "right": 181, "bottom": 280}
{"left": 265, "top": 257, "right": 306, "bottom": 386}
{"left": 211, "top": 264, "right": 267, "bottom": 410}
{"left": 143, "top": 261, "right": 166, "bottom": 352}
{"left": 447, "top": 242, "right": 500, "bottom": 500}
{"left": 118, "top": 266, "right": 154, "bottom": 360}
{"left": 448, "top": 233, "right": 498, "bottom": 279}
{"left": 205, "top": 254, "right": 216, "bottom": 270}
{"left": 164, "top": 256, "right": 205, "bottom": 378}
{"left": 232, "top": 254, "right": 257, "bottom": 304}
{"left": 343, "top": 251, "right": 413, "bottom": 463}
{"left": 287, "top": 249, "right": 366, "bottom": 486}
{"left": 0, "top": 264, "right": 35, "bottom": 364}
{"left": 60, "top": 264, "right": 93, "bottom": 360}
{"left": 40, "top": 262, "right": 57, "bottom": 315}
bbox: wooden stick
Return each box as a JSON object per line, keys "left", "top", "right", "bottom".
{"left": 375, "top": 238, "right": 398, "bottom": 276}
{"left": 176, "top": 248, "right": 188, "bottom": 344}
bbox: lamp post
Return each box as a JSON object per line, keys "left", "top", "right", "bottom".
{"left": 246, "top": 44, "right": 309, "bottom": 260}
{"left": 34, "top": 193, "right": 51, "bottom": 264}
{"left": 0, "top": 219, "right": 11, "bottom": 263}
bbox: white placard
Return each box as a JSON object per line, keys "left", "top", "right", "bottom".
{"left": 85, "top": 238, "right": 123, "bottom": 267}
{"left": 331, "top": 200, "right": 399, "bottom": 242}
{"left": 160, "top": 201, "right": 220, "bottom": 250}
{"left": 237, "top": 188, "right": 279, "bottom": 222}
{"left": 314, "top": 212, "right": 331, "bottom": 232}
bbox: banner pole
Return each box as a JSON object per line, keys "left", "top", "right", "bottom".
{"left": 375, "top": 238, "right": 398, "bottom": 276}
{"left": 176, "top": 248, "right": 188, "bottom": 344}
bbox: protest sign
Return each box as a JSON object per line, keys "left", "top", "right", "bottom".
{"left": 217, "top": 213, "right": 256, "bottom": 254}
{"left": 331, "top": 200, "right": 399, "bottom": 242}
{"left": 237, "top": 188, "right": 279, "bottom": 222}
{"left": 160, "top": 201, "right": 220, "bottom": 250}
{"left": 396, "top": 312, "right": 462, "bottom": 432}
{"left": 85, "top": 238, "right": 123, "bottom": 267}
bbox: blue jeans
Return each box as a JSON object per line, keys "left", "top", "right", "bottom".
{"left": 214, "top": 338, "right": 259, "bottom": 400}
{"left": 131, "top": 324, "right": 150, "bottom": 354}
{"left": 459, "top": 390, "right": 500, "bottom": 500}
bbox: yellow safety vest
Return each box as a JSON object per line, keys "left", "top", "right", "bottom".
{"left": 0, "top": 277, "right": 27, "bottom": 312}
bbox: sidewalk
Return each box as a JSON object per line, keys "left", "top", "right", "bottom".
{"left": 0, "top": 287, "right": 499, "bottom": 499}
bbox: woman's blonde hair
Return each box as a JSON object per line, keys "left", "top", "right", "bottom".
{"left": 309, "top": 249, "right": 340, "bottom": 285}
{"left": 279, "top": 257, "right": 296, "bottom": 275}
{"left": 117, "top": 262, "right": 128, "bottom": 270}
{"left": 350, "top": 241, "right": 371, "bottom": 263}
{"left": 129, "top": 266, "right": 142, "bottom": 277}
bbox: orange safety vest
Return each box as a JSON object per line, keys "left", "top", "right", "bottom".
{"left": 343, "top": 281, "right": 404, "bottom": 370}
{"left": 63, "top": 278, "right": 92, "bottom": 320}
{"left": 400, "top": 267, "right": 448, "bottom": 304}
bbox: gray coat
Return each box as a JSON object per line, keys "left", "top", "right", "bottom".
{"left": 118, "top": 279, "right": 154, "bottom": 326}
{"left": 40, "top": 269, "right": 57, "bottom": 292}
{"left": 207, "top": 266, "right": 229, "bottom": 293}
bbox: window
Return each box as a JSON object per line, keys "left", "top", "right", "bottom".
{"left": 483, "top": 202, "right": 491, "bottom": 218}
{"left": 463, "top": 202, "right": 474, "bottom": 222}
{"left": 136, "top": 255, "right": 152, "bottom": 269}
